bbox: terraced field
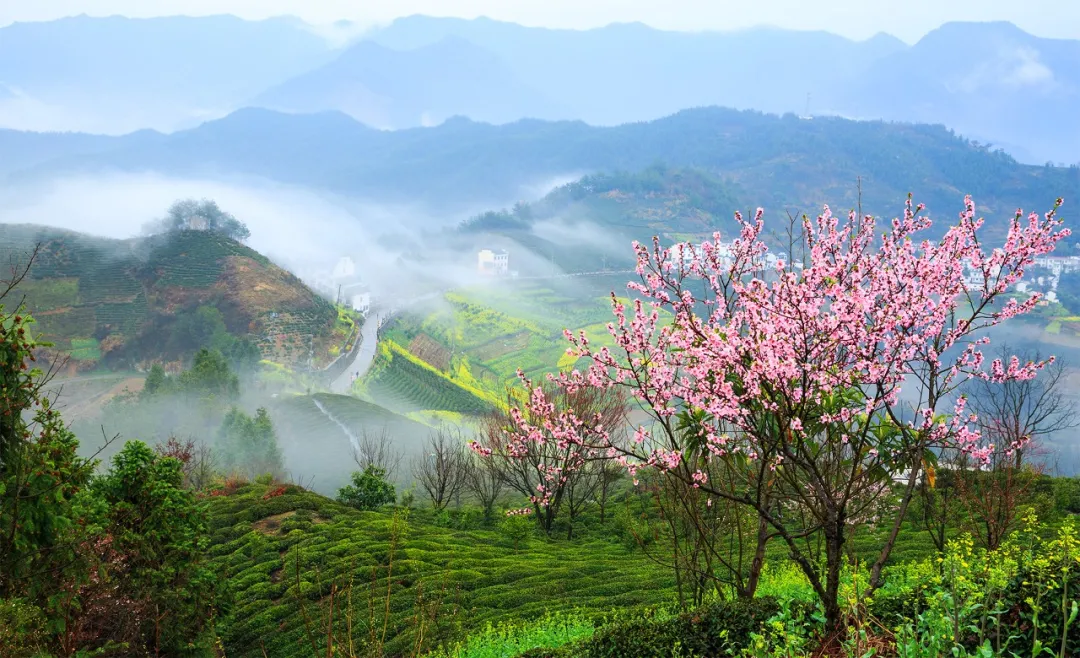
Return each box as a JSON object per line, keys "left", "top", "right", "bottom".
{"left": 362, "top": 278, "right": 637, "bottom": 416}
{"left": 1, "top": 224, "right": 340, "bottom": 370}
{"left": 207, "top": 483, "right": 676, "bottom": 658}
{"left": 356, "top": 341, "right": 496, "bottom": 416}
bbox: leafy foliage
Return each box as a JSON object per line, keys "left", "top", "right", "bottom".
{"left": 1, "top": 267, "right": 223, "bottom": 654}
{"left": 337, "top": 464, "right": 396, "bottom": 510}
{"left": 217, "top": 407, "right": 284, "bottom": 479}
{"left": 151, "top": 198, "right": 251, "bottom": 242}
{"left": 89, "top": 441, "right": 221, "bottom": 654}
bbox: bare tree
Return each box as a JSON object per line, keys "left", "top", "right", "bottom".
{"left": 954, "top": 345, "right": 1075, "bottom": 550}
{"left": 964, "top": 345, "right": 1075, "bottom": 465}
{"left": 595, "top": 456, "right": 624, "bottom": 524}
{"left": 464, "top": 452, "right": 505, "bottom": 521}
{"left": 412, "top": 428, "right": 469, "bottom": 511}
{"left": 476, "top": 384, "right": 627, "bottom": 536}
{"left": 154, "top": 437, "right": 217, "bottom": 491}
{"left": 352, "top": 426, "right": 404, "bottom": 480}
{"left": 913, "top": 456, "right": 960, "bottom": 554}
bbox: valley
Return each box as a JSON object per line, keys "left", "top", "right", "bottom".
{"left": 1, "top": 7, "right": 1079, "bottom": 658}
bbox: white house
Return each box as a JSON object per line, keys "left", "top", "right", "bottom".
{"left": 332, "top": 256, "right": 357, "bottom": 280}
{"left": 341, "top": 281, "right": 372, "bottom": 314}
{"left": 478, "top": 249, "right": 510, "bottom": 276}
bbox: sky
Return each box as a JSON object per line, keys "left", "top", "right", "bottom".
{"left": 2, "top": 0, "right": 1079, "bottom": 42}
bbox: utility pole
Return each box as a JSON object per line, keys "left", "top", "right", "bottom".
{"left": 804, "top": 92, "right": 812, "bottom": 118}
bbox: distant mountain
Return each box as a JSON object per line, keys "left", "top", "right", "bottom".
{"left": 252, "top": 36, "right": 568, "bottom": 128}
{"left": 362, "top": 16, "right": 1079, "bottom": 164}
{"left": 0, "top": 225, "right": 341, "bottom": 372}
{"left": 6, "top": 107, "right": 1076, "bottom": 235}
{"left": 834, "top": 21, "right": 1080, "bottom": 166}
{"left": 0, "top": 14, "right": 335, "bottom": 134}
{"left": 2, "top": 14, "right": 1074, "bottom": 162}
{"left": 363, "top": 16, "right": 908, "bottom": 127}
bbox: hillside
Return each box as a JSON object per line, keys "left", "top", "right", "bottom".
{"left": 457, "top": 166, "right": 743, "bottom": 269}
{"left": 206, "top": 481, "right": 675, "bottom": 657}
{"left": 0, "top": 224, "right": 344, "bottom": 371}
{"left": 6, "top": 107, "right": 1075, "bottom": 229}
{"left": 355, "top": 338, "right": 498, "bottom": 417}
{"left": 364, "top": 278, "right": 630, "bottom": 414}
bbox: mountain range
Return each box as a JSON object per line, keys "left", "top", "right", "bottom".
{"left": 0, "top": 14, "right": 1076, "bottom": 163}
{"left": 3, "top": 106, "right": 1076, "bottom": 237}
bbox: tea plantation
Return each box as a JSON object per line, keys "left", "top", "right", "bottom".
{"left": 0, "top": 224, "right": 340, "bottom": 369}
{"left": 207, "top": 482, "right": 676, "bottom": 658}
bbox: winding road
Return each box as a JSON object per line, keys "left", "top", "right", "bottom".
{"left": 330, "top": 310, "right": 385, "bottom": 394}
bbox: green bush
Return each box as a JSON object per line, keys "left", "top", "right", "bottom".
{"left": 337, "top": 465, "right": 396, "bottom": 511}
{"left": 1054, "top": 477, "right": 1080, "bottom": 514}
{"left": 499, "top": 513, "right": 535, "bottom": 550}
{"left": 519, "top": 598, "right": 785, "bottom": 658}
{"left": 0, "top": 598, "right": 48, "bottom": 658}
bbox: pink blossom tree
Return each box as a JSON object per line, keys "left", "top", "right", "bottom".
{"left": 481, "top": 195, "right": 1067, "bottom": 632}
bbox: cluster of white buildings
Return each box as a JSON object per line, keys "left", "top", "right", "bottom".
{"left": 961, "top": 255, "right": 1080, "bottom": 302}
{"left": 675, "top": 242, "right": 797, "bottom": 271}
{"left": 477, "top": 248, "right": 510, "bottom": 276}
{"left": 297, "top": 256, "right": 372, "bottom": 314}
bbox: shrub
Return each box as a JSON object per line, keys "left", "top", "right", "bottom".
{"left": 519, "top": 598, "right": 785, "bottom": 658}
{"left": 337, "top": 465, "right": 396, "bottom": 511}
{"left": 1053, "top": 477, "right": 1080, "bottom": 514}
{"left": 0, "top": 598, "right": 47, "bottom": 658}
{"left": 90, "top": 441, "right": 222, "bottom": 655}
{"left": 499, "top": 513, "right": 535, "bottom": 550}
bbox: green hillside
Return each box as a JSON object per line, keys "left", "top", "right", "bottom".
{"left": 355, "top": 339, "right": 498, "bottom": 416}
{"left": 454, "top": 167, "right": 744, "bottom": 274}
{"left": 366, "top": 279, "right": 631, "bottom": 412}
{"left": 206, "top": 482, "right": 675, "bottom": 658}
{"left": 0, "top": 224, "right": 344, "bottom": 371}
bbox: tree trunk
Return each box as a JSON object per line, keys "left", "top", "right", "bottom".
{"left": 740, "top": 515, "right": 770, "bottom": 599}
{"left": 823, "top": 520, "right": 845, "bottom": 636}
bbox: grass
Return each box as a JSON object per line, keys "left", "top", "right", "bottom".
{"left": 207, "top": 484, "right": 677, "bottom": 658}
{"left": 68, "top": 337, "right": 102, "bottom": 361}
{"left": 424, "top": 612, "right": 596, "bottom": 658}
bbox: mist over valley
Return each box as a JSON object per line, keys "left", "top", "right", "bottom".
{"left": 1, "top": 4, "right": 1080, "bottom": 657}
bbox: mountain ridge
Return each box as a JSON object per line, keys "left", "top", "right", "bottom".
{"left": 5, "top": 105, "right": 1075, "bottom": 230}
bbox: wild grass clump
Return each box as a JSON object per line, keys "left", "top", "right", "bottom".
{"left": 425, "top": 612, "right": 595, "bottom": 658}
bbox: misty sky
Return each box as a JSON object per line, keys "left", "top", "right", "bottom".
{"left": 3, "top": 0, "right": 1079, "bottom": 42}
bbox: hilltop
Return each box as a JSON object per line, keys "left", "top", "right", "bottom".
{"left": 457, "top": 166, "right": 742, "bottom": 271}
{"left": 0, "top": 224, "right": 345, "bottom": 372}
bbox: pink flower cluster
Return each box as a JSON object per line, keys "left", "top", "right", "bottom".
{"left": 492, "top": 195, "right": 1067, "bottom": 492}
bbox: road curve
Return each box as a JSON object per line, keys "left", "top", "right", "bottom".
{"left": 327, "top": 293, "right": 444, "bottom": 395}
{"left": 330, "top": 311, "right": 384, "bottom": 394}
